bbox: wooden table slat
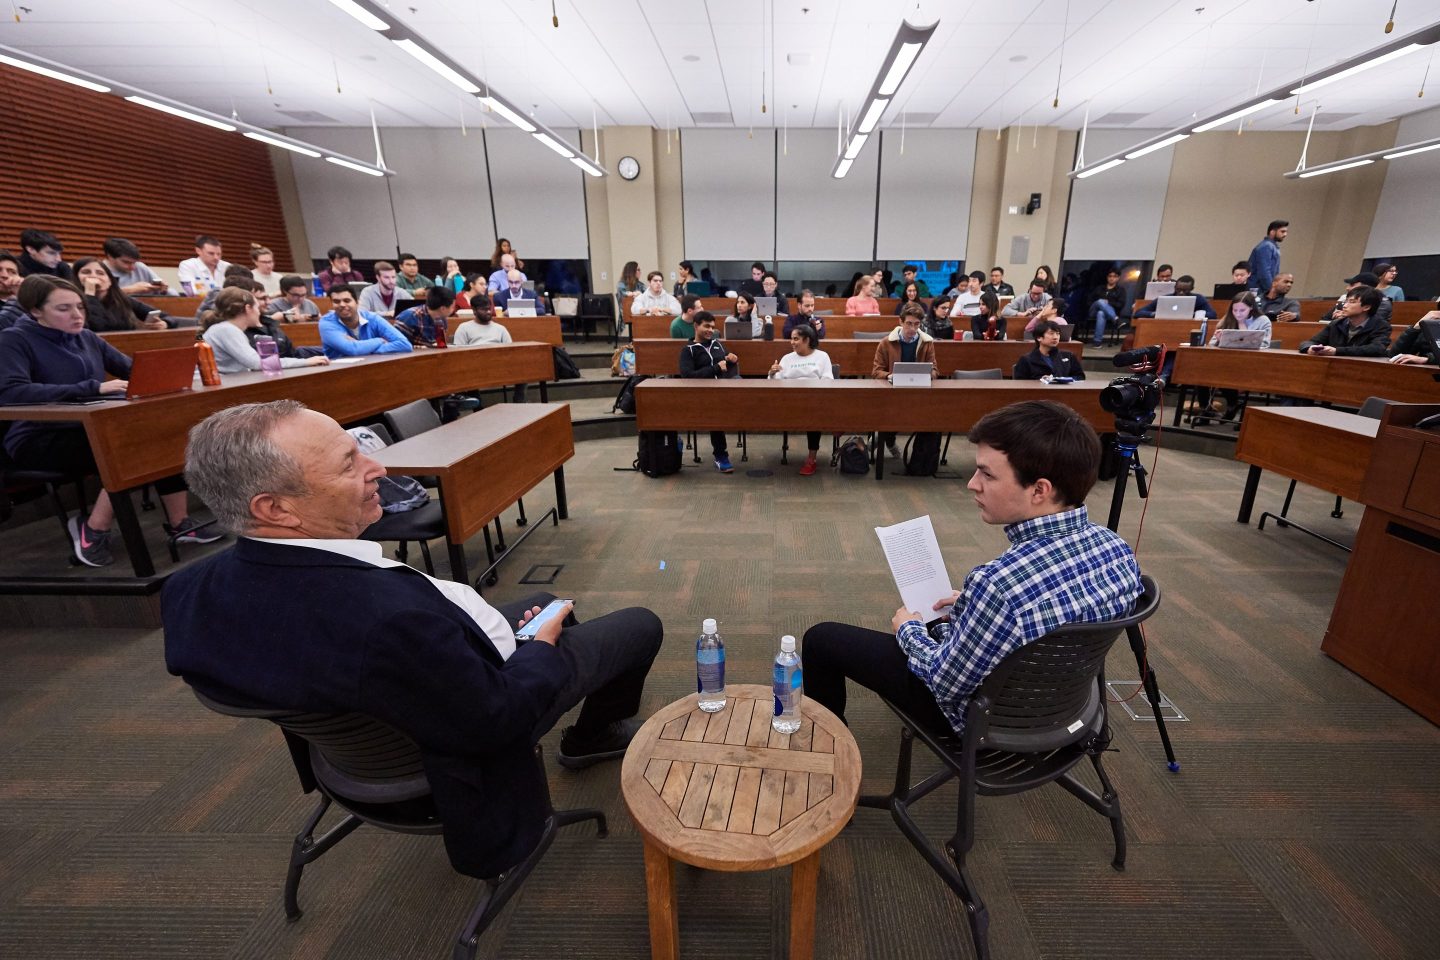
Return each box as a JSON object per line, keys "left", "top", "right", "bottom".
{"left": 726, "top": 767, "right": 763, "bottom": 834}
{"left": 659, "top": 761, "right": 692, "bottom": 815}
{"left": 702, "top": 709, "right": 731, "bottom": 743}
{"left": 644, "top": 758, "right": 671, "bottom": 795}
{"left": 677, "top": 762, "right": 718, "bottom": 828}
{"left": 781, "top": 770, "right": 809, "bottom": 827}
{"left": 752, "top": 768, "right": 785, "bottom": 835}
{"left": 702, "top": 765, "right": 741, "bottom": 831}
{"left": 723, "top": 698, "right": 755, "bottom": 745}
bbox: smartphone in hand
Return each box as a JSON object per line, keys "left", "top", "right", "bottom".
{"left": 515, "top": 598, "right": 574, "bottom": 640}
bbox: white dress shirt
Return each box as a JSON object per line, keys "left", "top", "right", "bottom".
{"left": 250, "top": 536, "right": 517, "bottom": 660}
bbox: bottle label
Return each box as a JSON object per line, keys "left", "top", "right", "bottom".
{"left": 773, "top": 663, "right": 802, "bottom": 714}
{"left": 697, "top": 648, "right": 724, "bottom": 693}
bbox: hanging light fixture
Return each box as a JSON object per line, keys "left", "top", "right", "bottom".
{"left": 832, "top": 18, "right": 938, "bottom": 178}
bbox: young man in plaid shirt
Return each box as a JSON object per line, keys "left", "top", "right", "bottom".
{"left": 803, "top": 400, "right": 1142, "bottom": 735}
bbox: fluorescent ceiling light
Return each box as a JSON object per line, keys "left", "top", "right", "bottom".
{"left": 1297, "top": 158, "right": 1375, "bottom": 178}
{"left": 570, "top": 156, "right": 603, "bottom": 176}
{"left": 479, "top": 96, "right": 536, "bottom": 132}
{"left": 243, "top": 131, "right": 321, "bottom": 158}
{"left": 844, "top": 134, "right": 869, "bottom": 160}
{"left": 833, "top": 157, "right": 854, "bottom": 179}
{"left": 1292, "top": 43, "right": 1425, "bottom": 95}
{"left": 124, "top": 95, "right": 236, "bottom": 131}
{"left": 326, "top": 156, "right": 385, "bottom": 177}
{"left": 1075, "top": 157, "right": 1126, "bottom": 179}
{"left": 878, "top": 42, "right": 923, "bottom": 96}
{"left": 1125, "top": 133, "right": 1189, "bottom": 160}
{"left": 394, "top": 38, "right": 480, "bottom": 94}
{"left": 534, "top": 132, "right": 573, "bottom": 159}
{"left": 326, "top": 0, "right": 389, "bottom": 31}
{"left": 857, "top": 98, "right": 890, "bottom": 135}
{"left": 1192, "top": 99, "right": 1281, "bottom": 133}
{"left": 0, "top": 53, "right": 110, "bottom": 92}
{"left": 1383, "top": 141, "right": 1440, "bottom": 160}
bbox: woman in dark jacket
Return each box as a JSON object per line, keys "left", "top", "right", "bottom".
{"left": 923, "top": 296, "right": 955, "bottom": 342}
{"left": 0, "top": 276, "right": 216, "bottom": 567}
{"left": 73, "top": 257, "right": 169, "bottom": 332}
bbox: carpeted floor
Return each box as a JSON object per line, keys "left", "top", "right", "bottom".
{"left": 1, "top": 433, "right": 1437, "bottom": 959}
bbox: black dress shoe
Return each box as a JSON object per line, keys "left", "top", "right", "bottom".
{"left": 557, "top": 718, "right": 643, "bottom": 770}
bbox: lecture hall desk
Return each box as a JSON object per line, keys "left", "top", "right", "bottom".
{"left": 1233, "top": 406, "right": 1379, "bottom": 525}
{"left": 98, "top": 317, "right": 563, "bottom": 356}
{"left": 632, "top": 339, "right": 1083, "bottom": 378}
{"left": 1128, "top": 318, "right": 1404, "bottom": 353}
{"left": 634, "top": 378, "right": 1108, "bottom": 479}
{"left": 629, "top": 314, "right": 899, "bottom": 341}
{"left": 0, "top": 343, "right": 554, "bottom": 578}
{"left": 1171, "top": 348, "right": 1440, "bottom": 408}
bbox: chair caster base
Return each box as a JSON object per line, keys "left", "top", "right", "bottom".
{"left": 484, "top": 574, "right": 499, "bottom": 587}
{"left": 285, "top": 909, "right": 303, "bottom": 924}
{"left": 1167, "top": 761, "right": 1181, "bottom": 773}
{"left": 517, "top": 518, "right": 528, "bottom": 527}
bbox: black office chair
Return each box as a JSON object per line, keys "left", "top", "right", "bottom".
{"left": 191, "top": 690, "right": 605, "bottom": 960}
{"left": 940, "top": 368, "right": 1005, "bottom": 465}
{"left": 579, "top": 293, "right": 619, "bottom": 344}
{"left": 0, "top": 421, "right": 92, "bottom": 563}
{"left": 859, "top": 575, "right": 1161, "bottom": 960}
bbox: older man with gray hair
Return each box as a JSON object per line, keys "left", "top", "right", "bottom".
{"left": 162, "top": 400, "right": 663, "bottom": 878}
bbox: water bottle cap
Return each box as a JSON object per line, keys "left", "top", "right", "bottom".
{"left": 780, "top": 635, "right": 796, "bottom": 652}
{"left": 702, "top": 618, "right": 717, "bottom": 634}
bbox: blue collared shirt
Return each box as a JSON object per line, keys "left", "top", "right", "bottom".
{"left": 318, "top": 310, "right": 414, "bottom": 358}
{"left": 895, "top": 505, "right": 1142, "bottom": 734}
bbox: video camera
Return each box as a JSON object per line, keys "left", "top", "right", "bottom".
{"left": 1100, "top": 344, "right": 1167, "bottom": 439}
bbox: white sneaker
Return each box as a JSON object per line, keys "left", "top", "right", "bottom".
{"left": 886, "top": 443, "right": 902, "bottom": 460}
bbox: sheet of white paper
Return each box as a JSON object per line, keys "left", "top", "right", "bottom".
{"left": 330, "top": 356, "right": 366, "bottom": 364}
{"left": 875, "top": 515, "right": 954, "bottom": 620}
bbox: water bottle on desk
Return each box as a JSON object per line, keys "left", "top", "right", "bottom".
{"left": 696, "top": 618, "right": 726, "bottom": 713}
{"left": 772, "top": 635, "right": 802, "bottom": 734}
{"left": 255, "top": 336, "right": 282, "bottom": 376}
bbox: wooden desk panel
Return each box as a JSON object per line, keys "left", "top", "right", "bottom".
{"left": 371, "top": 403, "right": 572, "bottom": 543}
{"left": 635, "top": 379, "right": 1109, "bottom": 434}
{"left": 633, "top": 339, "right": 1079, "bottom": 378}
{"left": 1235, "top": 407, "right": 1378, "bottom": 501}
{"left": 138, "top": 295, "right": 335, "bottom": 317}
{"left": 494, "top": 316, "right": 563, "bottom": 346}
{"left": 284, "top": 322, "right": 322, "bottom": 347}
{"left": 1296, "top": 299, "right": 1432, "bottom": 324}
{"left": 632, "top": 314, "right": 901, "bottom": 342}
{"left": 1172, "top": 349, "right": 1440, "bottom": 407}
{"left": 100, "top": 328, "right": 199, "bottom": 356}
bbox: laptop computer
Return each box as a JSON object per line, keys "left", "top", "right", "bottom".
{"left": 1053, "top": 321, "right": 1074, "bottom": 341}
{"left": 392, "top": 297, "right": 422, "bottom": 316}
{"left": 1213, "top": 282, "right": 1247, "bottom": 301}
{"left": 754, "top": 296, "right": 778, "bottom": 317}
{"left": 522, "top": 280, "right": 537, "bottom": 292}
{"left": 723, "top": 319, "right": 753, "bottom": 340}
{"left": 891, "top": 362, "right": 932, "bottom": 387}
{"left": 1156, "top": 295, "right": 1198, "bottom": 318}
{"left": 685, "top": 280, "right": 713, "bottom": 296}
{"left": 1215, "top": 328, "right": 1265, "bottom": 350}
{"left": 505, "top": 299, "right": 537, "bottom": 317}
{"left": 1145, "top": 281, "right": 1176, "bottom": 301}
{"left": 126, "top": 345, "right": 199, "bottom": 399}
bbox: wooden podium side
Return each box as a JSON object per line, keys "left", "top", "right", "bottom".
{"left": 1322, "top": 402, "right": 1440, "bottom": 724}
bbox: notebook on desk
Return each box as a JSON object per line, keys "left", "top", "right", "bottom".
{"left": 124, "top": 346, "right": 199, "bottom": 400}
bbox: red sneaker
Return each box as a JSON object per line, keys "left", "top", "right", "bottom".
{"left": 799, "top": 455, "right": 817, "bottom": 476}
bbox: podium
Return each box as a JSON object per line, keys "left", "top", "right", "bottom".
{"left": 1322, "top": 403, "right": 1440, "bottom": 724}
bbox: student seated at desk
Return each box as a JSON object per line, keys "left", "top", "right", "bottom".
{"left": 1014, "top": 320, "right": 1085, "bottom": 380}
{"left": 872, "top": 305, "right": 937, "bottom": 460}
{"left": 760, "top": 272, "right": 791, "bottom": 317}
{"left": 273, "top": 275, "right": 320, "bottom": 322}
{"left": 1001, "top": 280, "right": 1052, "bottom": 331}
{"left": 0, "top": 276, "right": 222, "bottom": 567}
{"left": 631, "top": 271, "right": 682, "bottom": 317}
{"left": 318, "top": 285, "right": 413, "bottom": 359}
{"left": 1194, "top": 293, "right": 1268, "bottom": 421}
{"left": 493, "top": 270, "right": 547, "bottom": 316}
{"left": 732, "top": 292, "right": 774, "bottom": 340}
{"left": 670, "top": 295, "right": 701, "bottom": 340}
{"left": 767, "top": 323, "right": 834, "bottom": 476}
{"left": 230, "top": 279, "right": 324, "bottom": 360}
{"left": 201, "top": 287, "right": 329, "bottom": 375}
{"left": 924, "top": 296, "right": 955, "bottom": 342}
{"left": 845, "top": 276, "right": 881, "bottom": 316}
{"left": 1299, "top": 285, "right": 1390, "bottom": 357}
{"left": 1389, "top": 303, "right": 1440, "bottom": 365}
{"left": 971, "top": 292, "right": 1007, "bottom": 340}
{"left": 894, "top": 280, "right": 924, "bottom": 316}
{"left": 783, "top": 290, "right": 826, "bottom": 340}
{"left": 679, "top": 311, "right": 738, "bottom": 474}
{"left": 1133, "top": 275, "right": 1217, "bottom": 319}
{"left": 394, "top": 286, "right": 456, "bottom": 347}
{"left": 73, "top": 257, "right": 170, "bottom": 332}
{"left": 451, "top": 293, "right": 512, "bottom": 345}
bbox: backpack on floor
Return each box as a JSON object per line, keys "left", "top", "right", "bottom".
{"left": 552, "top": 346, "right": 582, "bottom": 380}
{"left": 345, "top": 427, "right": 431, "bottom": 513}
{"left": 836, "top": 435, "right": 869, "bottom": 475}
{"left": 610, "top": 344, "right": 636, "bottom": 377}
{"left": 612, "top": 374, "right": 648, "bottom": 414}
{"left": 635, "top": 431, "right": 682, "bottom": 477}
{"left": 904, "top": 432, "right": 942, "bottom": 477}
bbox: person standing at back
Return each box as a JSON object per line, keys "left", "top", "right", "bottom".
{"left": 1246, "top": 220, "right": 1288, "bottom": 296}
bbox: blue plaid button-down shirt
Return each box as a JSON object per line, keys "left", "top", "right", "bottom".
{"left": 896, "top": 505, "right": 1141, "bottom": 735}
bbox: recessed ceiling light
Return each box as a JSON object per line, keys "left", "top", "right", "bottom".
{"left": 1009, "top": 55, "right": 1028, "bottom": 62}
{"left": 682, "top": 54, "right": 700, "bottom": 62}
{"left": 359, "top": 54, "right": 377, "bottom": 61}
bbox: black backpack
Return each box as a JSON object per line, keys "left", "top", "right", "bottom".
{"left": 612, "top": 374, "right": 648, "bottom": 414}
{"left": 636, "top": 431, "right": 682, "bottom": 477}
{"left": 904, "top": 432, "right": 942, "bottom": 477}
{"left": 836, "top": 435, "right": 869, "bottom": 475}
{"left": 552, "top": 346, "right": 582, "bottom": 380}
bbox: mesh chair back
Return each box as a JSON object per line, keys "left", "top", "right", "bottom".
{"left": 383, "top": 399, "right": 442, "bottom": 441}
{"left": 366, "top": 422, "right": 396, "bottom": 446}
{"left": 951, "top": 368, "right": 1003, "bottom": 380}
{"left": 853, "top": 331, "right": 887, "bottom": 341}
{"left": 193, "top": 690, "right": 431, "bottom": 804}
{"left": 972, "top": 576, "right": 1160, "bottom": 753}
{"left": 1357, "top": 396, "right": 1392, "bottom": 420}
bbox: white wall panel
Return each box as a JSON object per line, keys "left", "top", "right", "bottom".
{"left": 284, "top": 127, "right": 397, "bottom": 260}
{"left": 384, "top": 128, "right": 494, "bottom": 259}
{"left": 682, "top": 129, "right": 776, "bottom": 260}
{"left": 484, "top": 128, "right": 590, "bottom": 259}
{"left": 1064, "top": 129, "right": 1174, "bottom": 261}
{"left": 876, "top": 129, "right": 977, "bottom": 260}
{"left": 776, "top": 129, "right": 880, "bottom": 260}
{"left": 1365, "top": 105, "right": 1440, "bottom": 258}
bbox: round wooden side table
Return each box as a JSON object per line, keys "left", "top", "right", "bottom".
{"left": 620, "top": 684, "right": 861, "bottom": 960}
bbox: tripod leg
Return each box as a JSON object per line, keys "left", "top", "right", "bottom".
{"left": 1127, "top": 624, "right": 1179, "bottom": 772}
{"left": 1106, "top": 447, "right": 1132, "bottom": 532}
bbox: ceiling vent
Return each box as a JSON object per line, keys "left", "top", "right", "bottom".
{"left": 1095, "top": 111, "right": 1149, "bottom": 125}
{"left": 895, "top": 112, "right": 939, "bottom": 125}
{"left": 277, "top": 109, "right": 340, "bottom": 124}
{"left": 1290, "top": 111, "right": 1360, "bottom": 125}
{"left": 691, "top": 111, "right": 733, "bottom": 125}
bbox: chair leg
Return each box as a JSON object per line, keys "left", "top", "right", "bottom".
{"left": 418, "top": 539, "right": 435, "bottom": 576}
{"left": 940, "top": 432, "right": 952, "bottom": 466}
{"left": 396, "top": 540, "right": 409, "bottom": 564}
{"left": 781, "top": 431, "right": 789, "bottom": 465}
{"left": 516, "top": 497, "right": 528, "bottom": 527}
{"left": 284, "top": 795, "right": 363, "bottom": 922}
{"left": 1331, "top": 495, "right": 1344, "bottom": 520}
{"left": 48, "top": 482, "right": 77, "bottom": 557}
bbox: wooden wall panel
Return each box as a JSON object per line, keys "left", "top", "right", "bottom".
{"left": 0, "top": 64, "right": 293, "bottom": 269}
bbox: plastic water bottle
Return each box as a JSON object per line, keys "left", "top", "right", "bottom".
{"left": 696, "top": 618, "right": 726, "bottom": 713}
{"left": 1198, "top": 316, "right": 1209, "bottom": 346}
{"left": 772, "top": 635, "right": 803, "bottom": 734}
{"left": 255, "top": 336, "right": 282, "bottom": 376}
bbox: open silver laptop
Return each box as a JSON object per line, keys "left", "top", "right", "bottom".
{"left": 506, "top": 299, "right": 537, "bottom": 317}
{"left": 1156, "top": 295, "right": 1197, "bottom": 318}
{"left": 1145, "top": 281, "right": 1176, "bottom": 301}
{"left": 891, "top": 362, "right": 932, "bottom": 387}
{"left": 754, "top": 296, "right": 778, "bottom": 317}
{"left": 1215, "top": 328, "right": 1264, "bottom": 349}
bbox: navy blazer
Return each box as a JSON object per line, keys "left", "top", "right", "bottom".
{"left": 163, "top": 537, "right": 573, "bottom": 877}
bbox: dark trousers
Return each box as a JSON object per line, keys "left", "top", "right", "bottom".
{"left": 802, "top": 621, "right": 953, "bottom": 734}
{"left": 495, "top": 592, "right": 664, "bottom": 739}
{"left": 9, "top": 427, "right": 186, "bottom": 495}
{"left": 804, "top": 431, "right": 821, "bottom": 452}
{"left": 709, "top": 431, "right": 728, "bottom": 457}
